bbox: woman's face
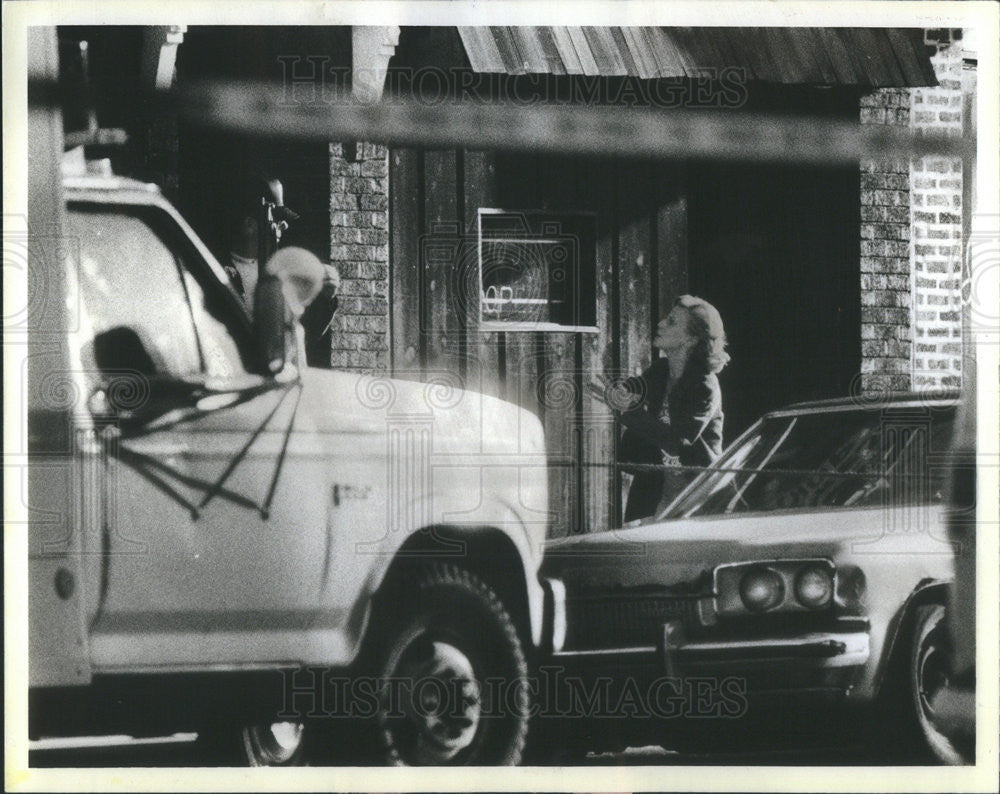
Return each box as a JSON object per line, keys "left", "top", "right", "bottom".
{"left": 654, "top": 305, "right": 695, "bottom": 353}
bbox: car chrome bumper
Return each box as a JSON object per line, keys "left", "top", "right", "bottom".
{"left": 544, "top": 578, "right": 869, "bottom": 694}
{"left": 550, "top": 625, "right": 869, "bottom": 667}
{"left": 660, "top": 620, "right": 870, "bottom": 676}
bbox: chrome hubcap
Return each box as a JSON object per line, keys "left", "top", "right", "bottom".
{"left": 244, "top": 721, "right": 304, "bottom": 765}
{"left": 389, "top": 638, "right": 482, "bottom": 763}
{"left": 918, "top": 643, "right": 949, "bottom": 719}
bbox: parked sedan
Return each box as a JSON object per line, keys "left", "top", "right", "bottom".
{"left": 540, "top": 392, "right": 965, "bottom": 763}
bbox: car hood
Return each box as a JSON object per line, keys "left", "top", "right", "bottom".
{"left": 541, "top": 506, "right": 948, "bottom": 592}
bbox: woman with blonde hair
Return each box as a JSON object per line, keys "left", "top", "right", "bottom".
{"left": 615, "top": 294, "right": 730, "bottom": 522}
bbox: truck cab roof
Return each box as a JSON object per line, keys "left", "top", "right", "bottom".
{"left": 63, "top": 173, "right": 161, "bottom": 195}
{"left": 61, "top": 146, "right": 161, "bottom": 197}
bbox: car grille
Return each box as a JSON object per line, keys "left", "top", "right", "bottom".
{"left": 564, "top": 594, "right": 700, "bottom": 650}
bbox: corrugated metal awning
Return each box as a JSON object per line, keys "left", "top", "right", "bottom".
{"left": 457, "top": 27, "right": 938, "bottom": 87}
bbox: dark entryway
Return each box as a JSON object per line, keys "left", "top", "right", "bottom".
{"left": 688, "top": 159, "right": 862, "bottom": 438}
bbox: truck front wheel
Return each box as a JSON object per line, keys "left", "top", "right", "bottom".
{"left": 371, "top": 562, "right": 530, "bottom": 765}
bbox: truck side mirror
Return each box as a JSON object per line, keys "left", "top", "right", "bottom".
{"left": 253, "top": 274, "right": 287, "bottom": 375}
{"left": 253, "top": 247, "right": 325, "bottom": 375}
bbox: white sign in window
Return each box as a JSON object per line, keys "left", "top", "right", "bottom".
{"left": 478, "top": 209, "right": 597, "bottom": 332}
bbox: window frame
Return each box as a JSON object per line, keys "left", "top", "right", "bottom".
{"left": 476, "top": 207, "right": 599, "bottom": 333}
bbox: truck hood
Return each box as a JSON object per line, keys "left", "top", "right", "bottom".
{"left": 295, "top": 366, "right": 546, "bottom": 458}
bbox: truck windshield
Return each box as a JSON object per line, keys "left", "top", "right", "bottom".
{"left": 68, "top": 205, "right": 251, "bottom": 383}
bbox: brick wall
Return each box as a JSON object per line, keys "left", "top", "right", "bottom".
{"left": 910, "top": 29, "right": 964, "bottom": 390}
{"left": 859, "top": 89, "right": 912, "bottom": 393}
{"left": 858, "top": 28, "right": 966, "bottom": 394}
{"left": 328, "top": 142, "right": 390, "bottom": 371}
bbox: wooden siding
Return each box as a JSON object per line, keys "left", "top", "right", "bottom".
{"left": 390, "top": 149, "right": 688, "bottom": 537}
{"left": 390, "top": 140, "right": 861, "bottom": 538}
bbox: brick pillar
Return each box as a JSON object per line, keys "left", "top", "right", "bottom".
{"left": 858, "top": 28, "right": 967, "bottom": 394}
{"left": 859, "top": 89, "right": 912, "bottom": 393}
{"left": 328, "top": 142, "right": 390, "bottom": 371}
{"left": 910, "top": 29, "right": 965, "bottom": 390}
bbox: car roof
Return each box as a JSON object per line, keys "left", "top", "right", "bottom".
{"left": 765, "top": 390, "right": 961, "bottom": 419}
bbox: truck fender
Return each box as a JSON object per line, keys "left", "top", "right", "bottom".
{"left": 354, "top": 518, "right": 546, "bottom": 658}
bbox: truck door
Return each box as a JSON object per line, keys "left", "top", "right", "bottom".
{"left": 66, "top": 202, "right": 327, "bottom": 670}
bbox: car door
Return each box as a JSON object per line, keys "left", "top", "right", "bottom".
{"left": 67, "top": 201, "right": 327, "bottom": 670}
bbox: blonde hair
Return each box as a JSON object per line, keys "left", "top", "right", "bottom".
{"left": 675, "top": 295, "right": 730, "bottom": 374}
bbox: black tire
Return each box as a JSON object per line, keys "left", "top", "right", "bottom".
{"left": 880, "top": 603, "right": 965, "bottom": 764}
{"left": 368, "top": 562, "right": 530, "bottom": 765}
{"left": 907, "top": 604, "right": 966, "bottom": 764}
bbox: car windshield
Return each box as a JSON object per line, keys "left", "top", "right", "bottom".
{"left": 666, "top": 405, "right": 956, "bottom": 518}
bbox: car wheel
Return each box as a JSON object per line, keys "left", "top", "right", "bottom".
{"left": 197, "top": 720, "right": 307, "bottom": 766}
{"left": 240, "top": 721, "right": 307, "bottom": 766}
{"left": 907, "top": 604, "right": 966, "bottom": 765}
{"left": 371, "top": 562, "right": 529, "bottom": 765}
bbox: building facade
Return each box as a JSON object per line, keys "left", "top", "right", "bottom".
{"left": 61, "top": 24, "right": 975, "bottom": 536}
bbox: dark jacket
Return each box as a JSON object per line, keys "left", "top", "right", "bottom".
{"left": 618, "top": 357, "right": 724, "bottom": 521}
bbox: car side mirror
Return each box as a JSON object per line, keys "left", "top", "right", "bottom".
{"left": 253, "top": 247, "right": 325, "bottom": 375}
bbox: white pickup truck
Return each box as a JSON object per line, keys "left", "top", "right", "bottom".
{"left": 26, "top": 54, "right": 552, "bottom": 766}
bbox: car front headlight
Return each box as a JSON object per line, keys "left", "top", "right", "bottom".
{"left": 795, "top": 564, "right": 834, "bottom": 609}
{"left": 715, "top": 559, "right": 837, "bottom": 616}
{"left": 739, "top": 567, "right": 785, "bottom": 612}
